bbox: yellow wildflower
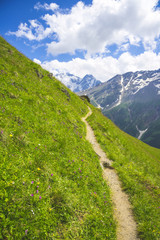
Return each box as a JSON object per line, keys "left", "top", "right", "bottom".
{"left": 37, "top": 168, "right": 41, "bottom": 171}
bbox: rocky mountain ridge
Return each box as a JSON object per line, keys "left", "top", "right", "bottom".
{"left": 55, "top": 72, "right": 101, "bottom": 92}
{"left": 81, "top": 69, "right": 160, "bottom": 148}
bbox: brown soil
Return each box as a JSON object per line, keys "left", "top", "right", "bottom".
{"left": 82, "top": 107, "right": 138, "bottom": 240}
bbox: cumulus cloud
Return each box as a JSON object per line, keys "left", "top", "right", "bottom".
{"left": 34, "top": 51, "right": 160, "bottom": 82}
{"left": 33, "top": 58, "right": 42, "bottom": 65}
{"left": 8, "top": 0, "right": 160, "bottom": 56}
{"left": 44, "top": 0, "right": 160, "bottom": 55}
{"left": 7, "top": 20, "right": 52, "bottom": 41}
{"left": 7, "top": 23, "right": 37, "bottom": 40}
{"left": 34, "top": 2, "right": 59, "bottom": 11}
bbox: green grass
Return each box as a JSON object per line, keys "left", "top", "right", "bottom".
{"left": 87, "top": 106, "right": 160, "bottom": 240}
{"left": 0, "top": 37, "right": 116, "bottom": 239}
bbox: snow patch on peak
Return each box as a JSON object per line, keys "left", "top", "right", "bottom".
{"left": 55, "top": 72, "right": 101, "bottom": 92}
{"left": 108, "top": 75, "right": 124, "bottom": 109}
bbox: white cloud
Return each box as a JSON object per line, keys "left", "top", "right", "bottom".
{"left": 35, "top": 51, "right": 160, "bottom": 82}
{"left": 7, "top": 20, "right": 52, "bottom": 41}
{"left": 33, "top": 58, "right": 41, "bottom": 65}
{"left": 115, "top": 43, "right": 130, "bottom": 55}
{"left": 34, "top": 2, "right": 59, "bottom": 11}
{"left": 44, "top": 0, "right": 160, "bottom": 55}
{"left": 8, "top": 0, "right": 160, "bottom": 56}
{"left": 7, "top": 23, "right": 37, "bottom": 40}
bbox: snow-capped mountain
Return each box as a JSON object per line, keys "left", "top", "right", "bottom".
{"left": 55, "top": 72, "right": 101, "bottom": 92}
{"left": 82, "top": 69, "right": 160, "bottom": 109}
{"left": 81, "top": 69, "right": 160, "bottom": 148}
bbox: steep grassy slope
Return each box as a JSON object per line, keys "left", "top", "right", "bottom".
{"left": 87, "top": 107, "right": 160, "bottom": 240}
{"left": 1, "top": 36, "right": 160, "bottom": 240}
{"left": 0, "top": 37, "right": 116, "bottom": 239}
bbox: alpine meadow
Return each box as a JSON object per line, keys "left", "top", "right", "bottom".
{"left": 0, "top": 36, "right": 160, "bottom": 240}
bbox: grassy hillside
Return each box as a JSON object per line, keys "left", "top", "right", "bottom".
{"left": 0, "top": 36, "right": 116, "bottom": 239}
{"left": 87, "top": 106, "right": 160, "bottom": 240}
{"left": 1, "top": 36, "right": 160, "bottom": 240}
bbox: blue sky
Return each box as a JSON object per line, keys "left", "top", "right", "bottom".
{"left": 0, "top": 0, "right": 92, "bottom": 61}
{"left": 1, "top": 0, "right": 160, "bottom": 81}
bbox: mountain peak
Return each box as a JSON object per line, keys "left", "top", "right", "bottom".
{"left": 81, "top": 68, "right": 160, "bottom": 148}
{"left": 83, "top": 74, "right": 96, "bottom": 79}
{"left": 55, "top": 72, "right": 101, "bottom": 92}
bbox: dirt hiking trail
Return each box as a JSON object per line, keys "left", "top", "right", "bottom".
{"left": 82, "top": 107, "right": 138, "bottom": 240}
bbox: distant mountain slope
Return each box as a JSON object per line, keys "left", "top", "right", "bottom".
{"left": 81, "top": 70, "right": 160, "bottom": 148}
{"left": 55, "top": 72, "right": 101, "bottom": 92}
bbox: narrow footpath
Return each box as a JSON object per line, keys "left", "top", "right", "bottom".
{"left": 82, "top": 107, "right": 138, "bottom": 240}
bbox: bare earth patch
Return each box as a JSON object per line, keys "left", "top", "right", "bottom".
{"left": 82, "top": 107, "right": 138, "bottom": 240}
